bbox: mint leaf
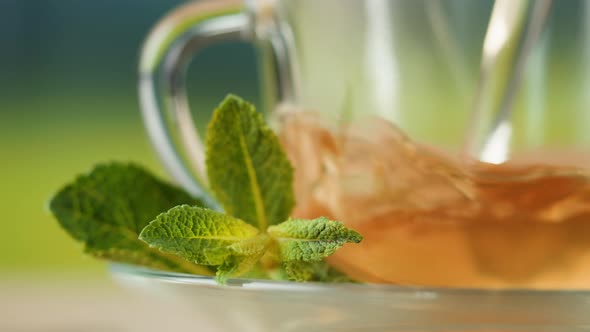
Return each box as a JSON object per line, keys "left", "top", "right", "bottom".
{"left": 206, "top": 95, "right": 294, "bottom": 230}
{"left": 283, "top": 260, "right": 354, "bottom": 282}
{"left": 139, "top": 205, "right": 269, "bottom": 281}
{"left": 49, "top": 162, "right": 211, "bottom": 275}
{"left": 267, "top": 217, "right": 363, "bottom": 262}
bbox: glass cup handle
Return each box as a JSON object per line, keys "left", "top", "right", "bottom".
{"left": 139, "top": 0, "right": 257, "bottom": 206}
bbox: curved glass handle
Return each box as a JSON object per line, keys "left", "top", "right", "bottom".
{"left": 139, "top": 0, "right": 251, "bottom": 206}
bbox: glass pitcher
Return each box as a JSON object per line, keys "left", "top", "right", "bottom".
{"left": 138, "top": 0, "right": 590, "bottom": 289}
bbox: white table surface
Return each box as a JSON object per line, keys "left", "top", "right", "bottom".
{"left": 0, "top": 276, "right": 217, "bottom": 332}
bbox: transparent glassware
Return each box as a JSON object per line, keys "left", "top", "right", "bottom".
{"left": 135, "top": 0, "right": 590, "bottom": 329}
{"left": 112, "top": 263, "right": 590, "bottom": 332}
{"left": 140, "top": 0, "right": 590, "bottom": 186}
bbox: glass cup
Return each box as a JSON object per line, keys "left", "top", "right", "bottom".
{"left": 139, "top": 0, "right": 590, "bottom": 289}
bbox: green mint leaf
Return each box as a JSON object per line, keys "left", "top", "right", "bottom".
{"left": 282, "top": 260, "right": 355, "bottom": 282}
{"left": 206, "top": 95, "right": 294, "bottom": 230}
{"left": 267, "top": 217, "right": 363, "bottom": 262}
{"left": 49, "top": 162, "right": 211, "bottom": 275}
{"left": 139, "top": 205, "right": 269, "bottom": 281}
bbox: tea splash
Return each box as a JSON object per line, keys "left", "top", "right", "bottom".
{"left": 279, "top": 109, "right": 590, "bottom": 289}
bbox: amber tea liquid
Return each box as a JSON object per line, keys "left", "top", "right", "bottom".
{"left": 279, "top": 110, "right": 590, "bottom": 289}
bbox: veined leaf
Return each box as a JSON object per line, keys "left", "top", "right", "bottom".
{"left": 140, "top": 206, "right": 267, "bottom": 274}
{"left": 49, "top": 162, "right": 211, "bottom": 275}
{"left": 267, "top": 217, "right": 363, "bottom": 262}
{"left": 205, "top": 95, "right": 294, "bottom": 230}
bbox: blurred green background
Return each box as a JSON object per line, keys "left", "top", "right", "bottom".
{"left": 0, "top": 0, "right": 259, "bottom": 278}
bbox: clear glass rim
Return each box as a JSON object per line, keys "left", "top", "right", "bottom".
{"left": 110, "top": 263, "right": 590, "bottom": 296}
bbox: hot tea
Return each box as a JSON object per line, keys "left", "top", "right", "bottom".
{"left": 279, "top": 108, "right": 590, "bottom": 289}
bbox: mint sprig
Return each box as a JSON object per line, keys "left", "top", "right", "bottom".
{"left": 139, "top": 95, "right": 361, "bottom": 283}
{"left": 49, "top": 95, "right": 362, "bottom": 284}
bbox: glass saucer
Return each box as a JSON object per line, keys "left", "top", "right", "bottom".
{"left": 111, "top": 263, "right": 590, "bottom": 332}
